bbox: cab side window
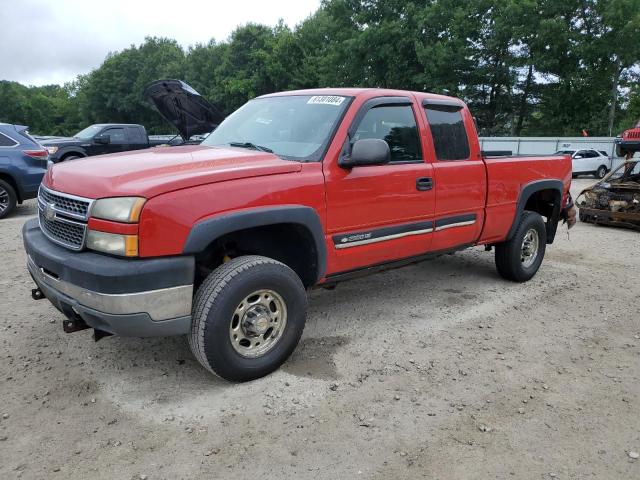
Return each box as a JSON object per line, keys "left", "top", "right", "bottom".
{"left": 353, "top": 105, "right": 422, "bottom": 162}
{"left": 424, "top": 105, "right": 470, "bottom": 161}
{"left": 103, "top": 128, "right": 126, "bottom": 144}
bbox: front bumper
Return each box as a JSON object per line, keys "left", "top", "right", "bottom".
{"left": 23, "top": 219, "right": 195, "bottom": 337}
{"left": 579, "top": 207, "right": 640, "bottom": 231}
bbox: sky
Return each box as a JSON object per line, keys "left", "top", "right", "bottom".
{"left": 0, "top": 0, "right": 321, "bottom": 87}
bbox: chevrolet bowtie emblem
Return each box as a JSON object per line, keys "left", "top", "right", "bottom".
{"left": 44, "top": 203, "right": 56, "bottom": 221}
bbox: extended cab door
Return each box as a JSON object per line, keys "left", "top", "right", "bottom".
{"left": 421, "top": 100, "right": 486, "bottom": 251}
{"left": 323, "top": 96, "right": 436, "bottom": 274}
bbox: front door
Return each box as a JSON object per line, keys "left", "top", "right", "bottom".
{"left": 323, "top": 97, "right": 436, "bottom": 274}
{"left": 101, "top": 127, "right": 129, "bottom": 154}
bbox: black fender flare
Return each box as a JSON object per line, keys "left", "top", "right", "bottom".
{"left": 182, "top": 205, "right": 327, "bottom": 282}
{"left": 506, "top": 179, "right": 564, "bottom": 244}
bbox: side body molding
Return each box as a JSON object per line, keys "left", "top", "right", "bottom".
{"left": 506, "top": 179, "right": 564, "bottom": 244}
{"left": 182, "top": 205, "right": 327, "bottom": 282}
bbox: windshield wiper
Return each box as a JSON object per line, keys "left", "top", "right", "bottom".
{"left": 228, "top": 141, "right": 273, "bottom": 153}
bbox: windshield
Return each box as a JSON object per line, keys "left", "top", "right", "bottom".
{"left": 202, "top": 95, "right": 351, "bottom": 161}
{"left": 600, "top": 159, "right": 640, "bottom": 180}
{"left": 74, "top": 125, "right": 103, "bottom": 140}
{"left": 555, "top": 150, "right": 575, "bottom": 155}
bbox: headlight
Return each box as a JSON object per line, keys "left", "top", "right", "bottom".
{"left": 45, "top": 146, "right": 58, "bottom": 154}
{"left": 86, "top": 230, "right": 138, "bottom": 257}
{"left": 91, "top": 197, "right": 146, "bottom": 223}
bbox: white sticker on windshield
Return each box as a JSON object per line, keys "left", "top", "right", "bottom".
{"left": 307, "top": 95, "right": 346, "bottom": 106}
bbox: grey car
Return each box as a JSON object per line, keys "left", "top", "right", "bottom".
{"left": 0, "top": 123, "right": 48, "bottom": 218}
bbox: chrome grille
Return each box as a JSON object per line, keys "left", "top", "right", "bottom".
{"left": 37, "top": 186, "right": 92, "bottom": 251}
{"left": 39, "top": 210, "right": 87, "bottom": 250}
{"left": 39, "top": 186, "right": 91, "bottom": 220}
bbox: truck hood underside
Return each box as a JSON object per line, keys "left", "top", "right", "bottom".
{"left": 43, "top": 145, "right": 301, "bottom": 198}
{"left": 144, "top": 79, "right": 225, "bottom": 141}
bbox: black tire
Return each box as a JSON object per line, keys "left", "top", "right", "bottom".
{"left": 596, "top": 166, "right": 607, "bottom": 179}
{"left": 0, "top": 179, "right": 17, "bottom": 219}
{"left": 495, "top": 211, "right": 547, "bottom": 282}
{"left": 61, "top": 155, "right": 79, "bottom": 161}
{"left": 188, "top": 255, "right": 307, "bottom": 382}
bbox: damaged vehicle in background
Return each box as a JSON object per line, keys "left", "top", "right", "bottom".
{"left": 577, "top": 158, "right": 640, "bottom": 231}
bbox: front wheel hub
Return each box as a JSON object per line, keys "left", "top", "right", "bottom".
{"left": 229, "top": 289, "right": 287, "bottom": 358}
{"left": 242, "top": 304, "right": 271, "bottom": 336}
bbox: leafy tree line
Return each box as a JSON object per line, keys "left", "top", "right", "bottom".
{"left": 1, "top": 0, "right": 639, "bottom": 137}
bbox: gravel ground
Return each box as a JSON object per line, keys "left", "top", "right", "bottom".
{"left": 1, "top": 178, "right": 639, "bottom": 479}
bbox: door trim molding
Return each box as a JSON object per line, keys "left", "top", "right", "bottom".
{"left": 332, "top": 213, "right": 478, "bottom": 250}
{"left": 332, "top": 220, "right": 434, "bottom": 249}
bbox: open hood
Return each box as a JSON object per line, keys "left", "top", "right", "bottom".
{"left": 144, "top": 79, "right": 225, "bottom": 141}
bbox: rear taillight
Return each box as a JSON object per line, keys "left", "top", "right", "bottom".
{"left": 23, "top": 149, "right": 49, "bottom": 160}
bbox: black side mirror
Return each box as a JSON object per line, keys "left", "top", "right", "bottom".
{"left": 94, "top": 134, "right": 110, "bottom": 145}
{"left": 339, "top": 139, "right": 391, "bottom": 168}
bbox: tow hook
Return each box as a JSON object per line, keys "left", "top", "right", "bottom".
{"left": 31, "top": 288, "right": 45, "bottom": 300}
{"left": 62, "top": 318, "right": 90, "bottom": 333}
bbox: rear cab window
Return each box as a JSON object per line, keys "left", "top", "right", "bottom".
{"left": 423, "top": 104, "right": 470, "bottom": 161}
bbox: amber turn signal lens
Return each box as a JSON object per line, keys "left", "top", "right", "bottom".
{"left": 124, "top": 235, "right": 139, "bottom": 257}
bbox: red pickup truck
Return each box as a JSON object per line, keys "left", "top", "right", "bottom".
{"left": 24, "top": 88, "right": 573, "bottom": 381}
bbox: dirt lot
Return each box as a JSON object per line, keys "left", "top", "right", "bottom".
{"left": 1, "top": 178, "right": 639, "bottom": 479}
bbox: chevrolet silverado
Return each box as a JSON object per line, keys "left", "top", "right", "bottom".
{"left": 23, "top": 88, "right": 574, "bottom": 381}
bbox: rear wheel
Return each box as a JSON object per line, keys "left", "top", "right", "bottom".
{"left": 596, "top": 165, "right": 607, "bottom": 179}
{"left": 0, "top": 180, "right": 17, "bottom": 219}
{"left": 188, "top": 255, "right": 307, "bottom": 382}
{"left": 495, "top": 211, "right": 547, "bottom": 282}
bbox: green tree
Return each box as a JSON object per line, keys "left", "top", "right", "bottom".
{"left": 1, "top": 0, "right": 638, "bottom": 138}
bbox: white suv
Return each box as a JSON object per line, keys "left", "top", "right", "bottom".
{"left": 555, "top": 149, "right": 612, "bottom": 179}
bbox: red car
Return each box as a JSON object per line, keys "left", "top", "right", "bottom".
{"left": 24, "top": 88, "right": 574, "bottom": 381}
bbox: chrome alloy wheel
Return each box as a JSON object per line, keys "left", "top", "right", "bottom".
{"left": 0, "top": 186, "right": 8, "bottom": 214}
{"left": 521, "top": 228, "right": 540, "bottom": 268}
{"left": 229, "top": 289, "right": 287, "bottom": 358}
